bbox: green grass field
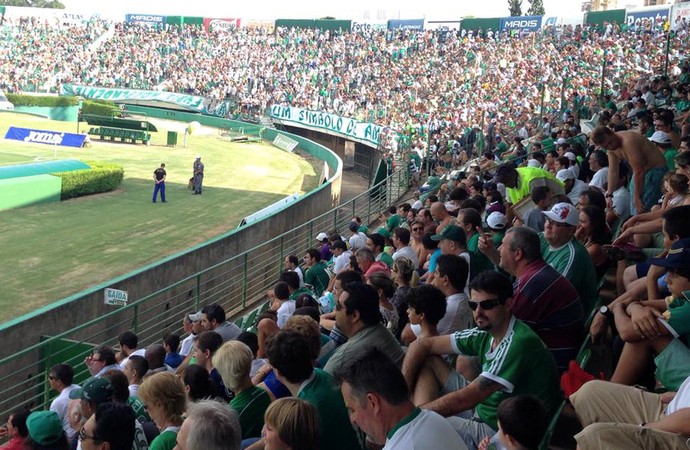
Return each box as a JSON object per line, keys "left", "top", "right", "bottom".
{"left": 0, "top": 112, "right": 319, "bottom": 321}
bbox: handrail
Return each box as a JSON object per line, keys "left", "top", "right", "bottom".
{"left": 0, "top": 168, "right": 410, "bottom": 420}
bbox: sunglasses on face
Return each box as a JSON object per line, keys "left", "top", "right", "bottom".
{"left": 412, "top": 227, "right": 423, "bottom": 231}
{"left": 468, "top": 298, "right": 506, "bottom": 311}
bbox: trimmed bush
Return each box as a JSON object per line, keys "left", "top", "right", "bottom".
{"left": 6, "top": 94, "right": 79, "bottom": 107}
{"left": 53, "top": 161, "right": 124, "bottom": 200}
{"left": 81, "top": 100, "right": 120, "bottom": 118}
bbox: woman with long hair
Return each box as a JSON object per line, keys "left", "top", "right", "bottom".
{"left": 576, "top": 205, "right": 611, "bottom": 280}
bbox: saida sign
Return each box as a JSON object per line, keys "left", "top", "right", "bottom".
{"left": 104, "top": 288, "right": 128, "bottom": 306}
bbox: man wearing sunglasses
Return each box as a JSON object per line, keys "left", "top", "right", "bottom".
{"left": 402, "top": 271, "right": 561, "bottom": 450}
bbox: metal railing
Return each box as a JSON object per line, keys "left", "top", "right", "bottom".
{"left": 0, "top": 167, "right": 410, "bottom": 420}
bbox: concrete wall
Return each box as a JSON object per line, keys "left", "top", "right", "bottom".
{"left": 12, "top": 105, "right": 79, "bottom": 121}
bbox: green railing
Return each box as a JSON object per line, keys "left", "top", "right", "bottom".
{"left": 0, "top": 167, "right": 410, "bottom": 420}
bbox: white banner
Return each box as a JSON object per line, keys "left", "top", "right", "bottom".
{"left": 671, "top": 3, "right": 690, "bottom": 31}
{"left": 351, "top": 20, "right": 387, "bottom": 32}
{"left": 269, "top": 105, "right": 385, "bottom": 148}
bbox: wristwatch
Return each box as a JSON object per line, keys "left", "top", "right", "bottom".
{"left": 599, "top": 305, "right": 613, "bottom": 318}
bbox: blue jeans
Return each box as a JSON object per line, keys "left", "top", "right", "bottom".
{"left": 153, "top": 182, "right": 166, "bottom": 202}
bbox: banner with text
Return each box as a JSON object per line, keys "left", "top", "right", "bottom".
{"left": 387, "top": 19, "right": 424, "bottom": 30}
{"left": 203, "top": 18, "right": 242, "bottom": 32}
{"left": 125, "top": 14, "right": 166, "bottom": 25}
{"left": 60, "top": 84, "right": 234, "bottom": 118}
{"left": 625, "top": 7, "right": 670, "bottom": 27}
{"left": 350, "top": 20, "right": 387, "bottom": 32}
{"left": 5, "top": 127, "right": 86, "bottom": 148}
{"left": 269, "top": 105, "right": 384, "bottom": 148}
{"left": 499, "top": 15, "right": 543, "bottom": 32}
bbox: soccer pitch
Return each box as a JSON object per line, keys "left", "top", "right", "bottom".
{"left": 0, "top": 112, "right": 319, "bottom": 321}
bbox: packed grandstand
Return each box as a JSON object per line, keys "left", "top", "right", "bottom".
{"left": 3, "top": 3, "right": 690, "bottom": 450}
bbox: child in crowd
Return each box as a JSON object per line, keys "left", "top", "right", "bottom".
{"left": 406, "top": 285, "right": 447, "bottom": 339}
{"left": 163, "top": 334, "right": 183, "bottom": 369}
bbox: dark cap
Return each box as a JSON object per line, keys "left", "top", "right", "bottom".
{"left": 431, "top": 224, "right": 466, "bottom": 242}
{"left": 650, "top": 239, "right": 690, "bottom": 270}
{"left": 69, "top": 377, "right": 113, "bottom": 404}
{"left": 330, "top": 240, "right": 347, "bottom": 251}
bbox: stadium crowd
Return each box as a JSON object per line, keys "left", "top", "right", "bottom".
{"left": 4, "top": 11, "right": 690, "bottom": 450}
{"left": 1, "top": 16, "right": 690, "bottom": 145}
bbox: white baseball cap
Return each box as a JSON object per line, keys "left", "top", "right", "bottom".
{"left": 486, "top": 212, "right": 507, "bottom": 230}
{"left": 316, "top": 232, "right": 329, "bottom": 242}
{"left": 556, "top": 168, "right": 577, "bottom": 182}
{"left": 542, "top": 202, "right": 579, "bottom": 227}
{"left": 649, "top": 131, "right": 671, "bottom": 145}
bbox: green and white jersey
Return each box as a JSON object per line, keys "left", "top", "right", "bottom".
{"left": 539, "top": 234, "right": 597, "bottom": 314}
{"left": 383, "top": 408, "right": 465, "bottom": 450}
{"left": 450, "top": 317, "right": 561, "bottom": 430}
{"left": 149, "top": 429, "right": 178, "bottom": 450}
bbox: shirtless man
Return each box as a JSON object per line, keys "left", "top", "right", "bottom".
{"left": 591, "top": 126, "right": 668, "bottom": 214}
{"left": 430, "top": 202, "right": 453, "bottom": 234}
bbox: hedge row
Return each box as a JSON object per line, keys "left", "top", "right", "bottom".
{"left": 6, "top": 94, "right": 79, "bottom": 107}
{"left": 81, "top": 99, "right": 120, "bottom": 118}
{"left": 53, "top": 161, "right": 124, "bottom": 200}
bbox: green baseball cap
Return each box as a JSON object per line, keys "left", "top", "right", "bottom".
{"left": 68, "top": 377, "right": 113, "bottom": 404}
{"left": 27, "top": 411, "right": 63, "bottom": 446}
{"left": 431, "top": 224, "right": 466, "bottom": 243}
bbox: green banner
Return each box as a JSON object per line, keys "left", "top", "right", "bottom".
{"left": 60, "top": 84, "right": 233, "bottom": 118}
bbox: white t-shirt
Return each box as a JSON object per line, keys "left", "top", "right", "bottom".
{"left": 667, "top": 373, "right": 690, "bottom": 415}
{"left": 334, "top": 250, "right": 352, "bottom": 274}
{"left": 589, "top": 167, "right": 609, "bottom": 191}
{"left": 129, "top": 384, "right": 140, "bottom": 399}
{"left": 393, "top": 246, "right": 419, "bottom": 269}
{"left": 412, "top": 293, "right": 473, "bottom": 337}
{"left": 612, "top": 186, "right": 631, "bottom": 223}
{"left": 118, "top": 348, "right": 146, "bottom": 370}
{"left": 383, "top": 408, "right": 466, "bottom": 450}
{"left": 180, "top": 333, "right": 195, "bottom": 357}
{"left": 349, "top": 232, "right": 368, "bottom": 251}
{"left": 50, "top": 385, "right": 80, "bottom": 439}
{"left": 294, "top": 267, "right": 305, "bottom": 287}
{"left": 568, "top": 179, "right": 589, "bottom": 206}
{"left": 277, "top": 300, "right": 296, "bottom": 329}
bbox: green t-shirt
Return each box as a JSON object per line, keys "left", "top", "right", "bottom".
{"left": 664, "top": 148, "right": 678, "bottom": 171}
{"left": 539, "top": 235, "right": 597, "bottom": 314}
{"left": 376, "top": 251, "right": 394, "bottom": 268}
{"left": 387, "top": 214, "right": 402, "bottom": 232}
{"left": 149, "top": 429, "right": 177, "bottom": 450}
{"left": 661, "top": 290, "right": 690, "bottom": 338}
{"left": 289, "top": 286, "right": 314, "bottom": 301}
{"left": 467, "top": 232, "right": 495, "bottom": 279}
{"left": 491, "top": 231, "right": 505, "bottom": 248}
{"left": 127, "top": 396, "right": 151, "bottom": 424}
{"left": 450, "top": 317, "right": 561, "bottom": 430}
{"left": 495, "top": 141, "right": 508, "bottom": 157}
{"left": 230, "top": 386, "right": 271, "bottom": 439}
{"left": 305, "top": 261, "right": 330, "bottom": 296}
{"left": 298, "top": 369, "right": 361, "bottom": 450}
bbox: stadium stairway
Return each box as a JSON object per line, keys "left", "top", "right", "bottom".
{"left": 259, "top": 116, "right": 276, "bottom": 129}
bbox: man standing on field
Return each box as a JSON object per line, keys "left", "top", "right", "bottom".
{"left": 152, "top": 163, "right": 166, "bottom": 203}
{"left": 193, "top": 156, "right": 204, "bottom": 195}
